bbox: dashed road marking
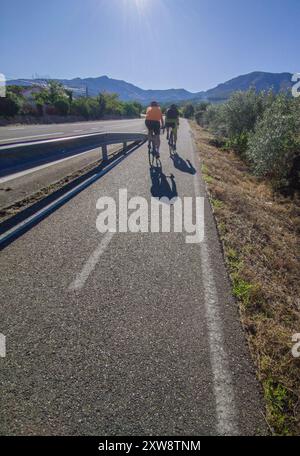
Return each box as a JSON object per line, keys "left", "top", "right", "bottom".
{"left": 68, "top": 231, "right": 114, "bottom": 291}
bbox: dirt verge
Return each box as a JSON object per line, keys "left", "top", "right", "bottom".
{"left": 191, "top": 122, "right": 300, "bottom": 435}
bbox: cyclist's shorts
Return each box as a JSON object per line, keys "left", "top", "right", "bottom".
{"left": 145, "top": 120, "right": 160, "bottom": 135}
{"left": 165, "top": 120, "right": 178, "bottom": 128}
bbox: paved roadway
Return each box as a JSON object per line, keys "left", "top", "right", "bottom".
{"left": 0, "top": 119, "right": 266, "bottom": 435}
{"left": 0, "top": 119, "right": 146, "bottom": 209}
{"left": 0, "top": 119, "right": 145, "bottom": 145}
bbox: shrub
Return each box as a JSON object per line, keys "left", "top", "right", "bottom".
{"left": 54, "top": 98, "right": 70, "bottom": 116}
{"left": 183, "top": 103, "right": 195, "bottom": 119}
{"left": 203, "top": 104, "right": 227, "bottom": 137}
{"left": 195, "top": 102, "right": 209, "bottom": 127}
{"left": 70, "top": 98, "right": 91, "bottom": 119}
{"left": 217, "top": 90, "right": 266, "bottom": 154}
{"left": 223, "top": 89, "right": 265, "bottom": 137}
{"left": 247, "top": 95, "right": 300, "bottom": 188}
{"left": 199, "top": 89, "right": 300, "bottom": 194}
{"left": 120, "top": 101, "right": 142, "bottom": 117}
{"left": 0, "top": 91, "right": 23, "bottom": 117}
{"left": 45, "top": 105, "right": 58, "bottom": 116}
{"left": 97, "top": 93, "right": 106, "bottom": 118}
{"left": 103, "top": 93, "right": 124, "bottom": 116}
{"left": 21, "top": 102, "right": 39, "bottom": 116}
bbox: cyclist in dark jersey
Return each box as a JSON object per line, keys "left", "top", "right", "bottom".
{"left": 165, "top": 104, "right": 180, "bottom": 149}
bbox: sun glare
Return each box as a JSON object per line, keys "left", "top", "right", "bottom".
{"left": 122, "top": 0, "right": 151, "bottom": 14}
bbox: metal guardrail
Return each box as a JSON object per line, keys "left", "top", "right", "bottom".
{"left": 0, "top": 131, "right": 147, "bottom": 177}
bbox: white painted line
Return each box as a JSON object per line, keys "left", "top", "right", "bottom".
{"left": 0, "top": 171, "right": 100, "bottom": 246}
{"left": 68, "top": 231, "right": 114, "bottom": 291}
{"left": 1, "top": 147, "right": 139, "bottom": 247}
{"left": 189, "top": 123, "right": 238, "bottom": 435}
{"left": 0, "top": 132, "right": 63, "bottom": 143}
{"left": 0, "top": 148, "right": 99, "bottom": 184}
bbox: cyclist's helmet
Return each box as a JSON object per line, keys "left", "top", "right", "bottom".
{"left": 151, "top": 101, "right": 158, "bottom": 107}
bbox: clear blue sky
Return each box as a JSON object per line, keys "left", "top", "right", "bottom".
{"left": 0, "top": 0, "right": 298, "bottom": 92}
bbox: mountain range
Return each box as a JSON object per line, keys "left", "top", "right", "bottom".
{"left": 8, "top": 71, "right": 294, "bottom": 104}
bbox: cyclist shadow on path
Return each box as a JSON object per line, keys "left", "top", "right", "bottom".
{"left": 170, "top": 152, "right": 196, "bottom": 175}
{"left": 149, "top": 164, "right": 178, "bottom": 201}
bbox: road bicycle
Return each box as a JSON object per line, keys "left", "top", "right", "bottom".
{"left": 167, "top": 124, "right": 178, "bottom": 153}
{"left": 148, "top": 128, "right": 160, "bottom": 166}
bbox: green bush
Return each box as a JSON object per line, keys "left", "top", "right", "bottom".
{"left": 195, "top": 102, "right": 209, "bottom": 127}
{"left": 70, "top": 98, "right": 91, "bottom": 119}
{"left": 54, "top": 98, "right": 70, "bottom": 116}
{"left": 97, "top": 93, "right": 106, "bottom": 118}
{"left": 183, "top": 103, "right": 195, "bottom": 119}
{"left": 123, "top": 102, "right": 141, "bottom": 117}
{"left": 212, "top": 89, "right": 267, "bottom": 154}
{"left": 203, "top": 104, "right": 227, "bottom": 137}
{"left": 21, "top": 102, "right": 39, "bottom": 116}
{"left": 87, "top": 98, "right": 102, "bottom": 119}
{"left": 247, "top": 95, "right": 300, "bottom": 188}
{"left": 201, "top": 89, "right": 285, "bottom": 154}
{"left": 222, "top": 89, "right": 264, "bottom": 137}
{"left": 198, "top": 89, "right": 300, "bottom": 194}
{"left": 0, "top": 91, "right": 23, "bottom": 117}
{"left": 103, "top": 93, "right": 124, "bottom": 116}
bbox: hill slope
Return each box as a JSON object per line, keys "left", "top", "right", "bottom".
{"left": 8, "top": 71, "right": 293, "bottom": 103}
{"left": 204, "top": 71, "right": 293, "bottom": 101}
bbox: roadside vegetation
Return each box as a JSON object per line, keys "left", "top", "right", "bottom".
{"left": 191, "top": 90, "right": 300, "bottom": 196}
{"left": 191, "top": 90, "right": 300, "bottom": 435}
{"left": 0, "top": 81, "right": 143, "bottom": 122}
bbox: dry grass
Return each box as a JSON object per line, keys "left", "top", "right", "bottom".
{"left": 192, "top": 122, "right": 300, "bottom": 435}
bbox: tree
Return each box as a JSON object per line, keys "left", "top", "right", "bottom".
{"left": 65, "top": 89, "right": 73, "bottom": 104}
{"left": 247, "top": 94, "right": 299, "bottom": 187}
{"left": 97, "top": 93, "right": 106, "bottom": 118}
{"left": 195, "top": 102, "right": 209, "bottom": 126}
{"left": 0, "top": 91, "right": 23, "bottom": 117}
{"left": 70, "top": 98, "right": 91, "bottom": 119}
{"left": 132, "top": 101, "right": 143, "bottom": 115}
{"left": 102, "top": 93, "right": 124, "bottom": 116}
{"left": 54, "top": 98, "right": 70, "bottom": 116}
{"left": 48, "top": 81, "right": 66, "bottom": 104}
{"left": 183, "top": 103, "right": 195, "bottom": 119}
{"left": 222, "top": 89, "right": 265, "bottom": 138}
{"left": 123, "top": 101, "right": 142, "bottom": 117}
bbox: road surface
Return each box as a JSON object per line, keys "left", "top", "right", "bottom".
{"left": 0, "top": 119, "right": 266, "bottom": 435}
{"left": 0, "top": 118, "right": 145, "bottom": 145}
{"left": 0, "top": 119, "right": 146, "bottom": 210}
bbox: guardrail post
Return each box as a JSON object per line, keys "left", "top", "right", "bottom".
{"left": 123, "top": 142, "right": 127, "bottom": 151}
{"left": 102, "top": 144, "right": 108, "bottom": 162}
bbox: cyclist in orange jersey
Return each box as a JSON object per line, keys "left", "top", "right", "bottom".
{"left": 145, "top": 101, "right": 164, "bottom": 157}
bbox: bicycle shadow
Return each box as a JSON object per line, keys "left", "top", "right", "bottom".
{"left": 170, "top": 152, "right": 196, "bottom": 175}
{"left": 150, "top": 163, "right": 178, "bottom": 201}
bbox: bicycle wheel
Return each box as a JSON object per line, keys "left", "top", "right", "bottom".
{"left": 148, "top": 133, "right": 156, "bottom": 165}
{"left": 148, "top": 148, "right": 153, "bottom": 166}
{"left": 169, "top": 130, "right": 174, "bottom": 153}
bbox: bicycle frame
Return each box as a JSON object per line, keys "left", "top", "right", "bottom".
{"left": 168, "top": 125, "right": 177, "bottom": 152}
